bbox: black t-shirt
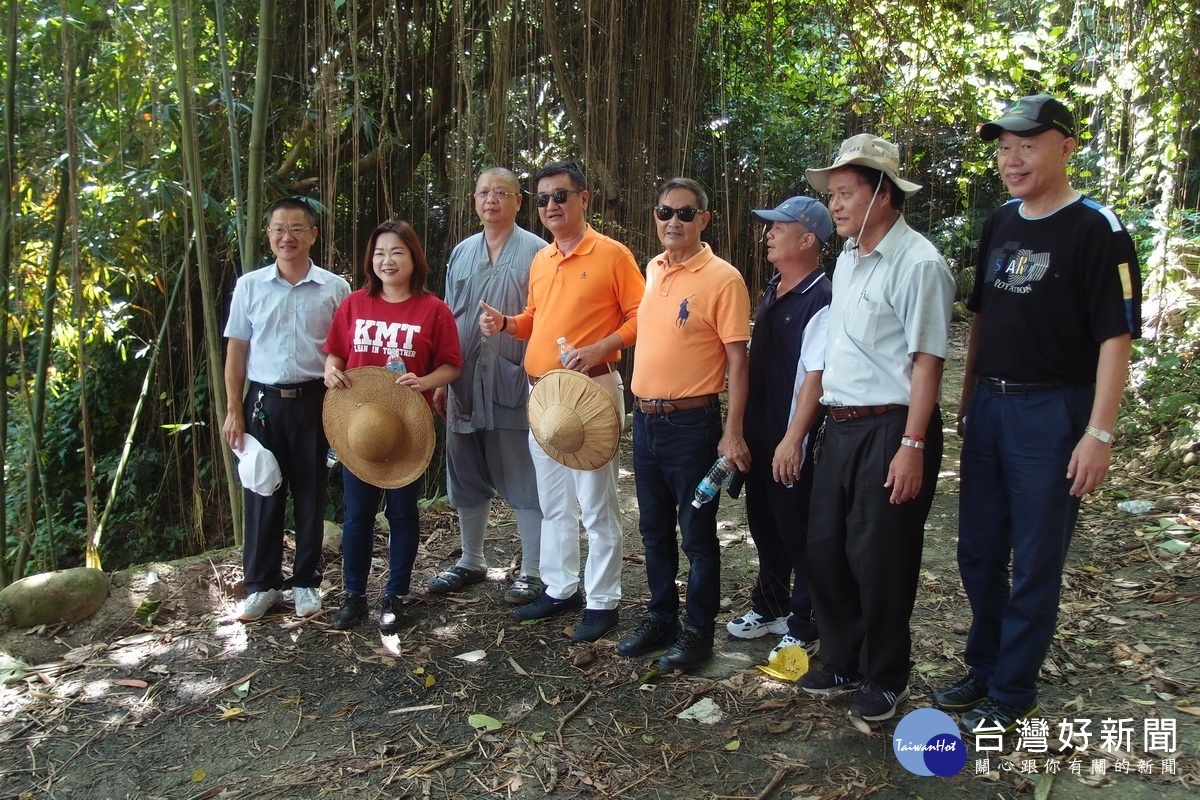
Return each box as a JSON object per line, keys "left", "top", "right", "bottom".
{"left": 968, "top": 196, "right": 1142, "bottom": 384}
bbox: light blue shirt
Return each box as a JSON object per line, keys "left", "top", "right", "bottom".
{"left": 821, "top": 215, "right": 954, "bottom": 407}
{"left": 224, "top": 261, "right": 350, "bottom": 385}
{"left": 443, "top": 226, "right": 548, "bottom": 433}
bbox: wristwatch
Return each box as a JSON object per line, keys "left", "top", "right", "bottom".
{"left": 1085, "top": 425, "right": 1112, "bottom": 444}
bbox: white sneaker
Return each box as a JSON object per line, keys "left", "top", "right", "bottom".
{"left": 239, "top": 588, "right": 282, "bottom": 621}
{"left": 769, "top": 634, "right": 820, "bottom": 662}
{"left": 293, "top": 586, "right": 322, "bottom": 617}
{"left": 726, "top": 609, "right": 789, "bottom": 639}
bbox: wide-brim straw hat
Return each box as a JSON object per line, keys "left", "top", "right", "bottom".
{"left": 527, "top": 369, "right": 620, "bottom": 471}
{"left": 322, "top": 366, "right": 435, "bottom": 489}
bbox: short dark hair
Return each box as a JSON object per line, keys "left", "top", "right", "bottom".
{"left": 841, "top": 165, "right": 904, "bottom": 211}
{"left": 265, "top": 196, "right": 318, "bottom": 228}
{"left": 362, "top": 219, "right": 429, "bottom": 297}
{"left": 658, "top": 177, "right": 708, "bottom": 210}
{"left": 534, "top": 160, "right": 586, "bottom": 191}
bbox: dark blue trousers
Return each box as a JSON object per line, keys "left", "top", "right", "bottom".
{"left": 958, "top": 383, "right": 1092, "bottom": 708}
{"left": 341, "top": 468, "right": 422, "bottom": 597}
{"left": 633, "top": 404, "right": 723, "bottom": 634}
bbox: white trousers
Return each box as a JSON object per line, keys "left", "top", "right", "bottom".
{"left": 529, "top": 370, "right": 624, "bottom": 610}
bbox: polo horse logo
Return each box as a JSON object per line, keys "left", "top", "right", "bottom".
{"left": 676, "top": 295, "right": 694, "bottom": 327}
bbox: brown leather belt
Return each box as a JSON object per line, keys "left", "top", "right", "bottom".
{"left": 635, "top": 394, "right": 718, "bottom": 415}
{"left": 827, "top": 403, "right": 906, "bottom": 422}
{"left": 530, "top": 362, "right": 614, "bottom": 385}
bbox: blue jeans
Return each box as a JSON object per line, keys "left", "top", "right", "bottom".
{"left": 633, "top": 404, "right": 722, "bottom": 634}
{"left": 341, "top": 468, "right": 422, "bottom": 597}
{"left": 958, "top": 383, "right": 1092, "bottom": 708}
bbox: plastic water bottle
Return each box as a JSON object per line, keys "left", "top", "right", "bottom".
{"left": 1117, "top": 500, "right": 1154, "bottom": 514}
{"left": 692, "top": 455, "right": 734, "bottom": 508}
{"left": 557, "top": 337, "right": 576, "bottom": 366}
{"left": 386, "top": 352, "right": 407, "bottom": 374}
{"left": 326, "top": 448, "right": 339, "bottom": 469}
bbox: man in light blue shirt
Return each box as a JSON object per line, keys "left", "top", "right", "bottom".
{"left": 223, "top": 197, "right": 350, "bottom": 622}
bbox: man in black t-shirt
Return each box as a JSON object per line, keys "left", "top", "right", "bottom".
{"left": 935, "top": 95, "right": 1142, "bottom": 735}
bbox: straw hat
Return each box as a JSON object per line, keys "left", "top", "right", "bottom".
{"left": 527, "top": 369, "right": 620, "bottom": 470}
{"left": 322, "top": 366, "right": 435, "bottom": 488}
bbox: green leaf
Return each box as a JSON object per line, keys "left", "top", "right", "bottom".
{"left": 233, "top": 679, "right": 251, "bottom": 698}
{"left": 724, "top": 739, "right": 741, "bottom": 751}
{"left": 1156, "top": 539, "right": 1189, "bottom": 555}
{"left": 468, "top": 713, "right": 503, "bottom": 732}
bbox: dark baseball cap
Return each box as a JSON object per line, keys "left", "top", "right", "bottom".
{"left": 979, "top": 94, "right": 1075, "bottom": 141}
{"left": 750, "top": 196, "right": 834, "bottom": 243}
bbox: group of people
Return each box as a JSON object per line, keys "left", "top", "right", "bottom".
{"left": 222, "top": 93, "right": 1142, "bottom": 734}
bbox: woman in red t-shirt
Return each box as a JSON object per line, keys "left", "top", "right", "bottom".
{"left": 323, "top": 220, "right": 462, "bottom": 632}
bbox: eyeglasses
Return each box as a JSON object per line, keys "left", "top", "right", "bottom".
{"left": 534, "top": 188, "right": 583, "bottom": 207}
{"left": 473, "top": 190, "right": 518, "bottom": 200}
{"left": 654, "top": 205, "right": 703, "bottom": 222}
{"left": 267, "top": 225, "right": 314, "bottom": 237}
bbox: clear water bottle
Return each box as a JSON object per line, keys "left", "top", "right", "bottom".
{"left": 692, "top": 455, "right": 734, "bottom": 508}
{"left": 386, "top": 352, "right": 407, "bottom": 374}
{"left": 557, "top": 336, "right": 576, "bottom": 366}
{"left": 326, "top": 448, "right": 339, "bottom": 469}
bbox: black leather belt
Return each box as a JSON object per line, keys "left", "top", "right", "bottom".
{"left": 252, "top": 379, "right": 324, "bottom": 399}
{"left": 635, "top": 394, "right": 718, "bottom": 415}
{"left": 828, "top": 404, "right": 906, "bottom": 422}
{"left": 979, "top": 376, "right": 1068, "bottom": 395}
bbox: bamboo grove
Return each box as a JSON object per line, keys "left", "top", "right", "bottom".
{"left": 0, "top": 0, "right": 1196, "bottom": 584}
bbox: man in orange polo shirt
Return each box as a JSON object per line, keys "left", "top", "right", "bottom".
{"left": 479, "top": 160, "right": 645, "bottom": 642}
{"left": 618, "top": 177, "right": 750, "bottom": 669}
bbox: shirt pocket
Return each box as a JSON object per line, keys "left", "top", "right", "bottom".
{"left": 846, "top": 299, "right": 880, "bottom": 346}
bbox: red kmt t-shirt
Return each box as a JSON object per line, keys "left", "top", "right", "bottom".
{"left": 324, "top": 288, "right": 463, "bottom": 405}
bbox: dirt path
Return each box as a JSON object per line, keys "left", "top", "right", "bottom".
{"left": 1, "top": 325, "right": 1197, "bottom": 799}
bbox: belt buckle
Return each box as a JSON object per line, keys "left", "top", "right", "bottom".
{"left": 280, "top": 387, "right": 300, "bottom": 398}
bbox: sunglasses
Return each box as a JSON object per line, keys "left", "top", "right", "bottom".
{"left": 654, "top": 205, "right": 703, "bottom": 222}
{"left": 534, "top": 188, "right": 583, "bottom": 207}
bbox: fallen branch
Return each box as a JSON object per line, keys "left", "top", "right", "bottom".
{"left": 555, "top": 690, "right": 594, "bottom": 745}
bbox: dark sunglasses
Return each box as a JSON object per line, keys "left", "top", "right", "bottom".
{"left": 654, "top": 205, "right": 702, "bottom": 222}
{"left": 534, "top": 188, "right": 583, "bottom": 207}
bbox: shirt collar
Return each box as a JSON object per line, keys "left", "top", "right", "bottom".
{"left": 552, "top": 224, "right": 598, "bottom": 258}
{"left": 268, "top": 259, "right": 324, "bottom": 284}
{"left": 652, "top": 242, "right": 715, "bottom": 273}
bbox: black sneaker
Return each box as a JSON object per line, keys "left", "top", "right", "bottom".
{"left": 958, "top": 697, "right": 1039, "bottom": 735}
{"left": 378, "top": 594, "right": 403, "bottom": 633}
{"left": 933, "top": 674, "right": 988, "bottom": 712}
{"left": 849, "top": 682, "right": 910, "bottom": 722}
{"left": 800, "top": 663, "right": 861, "bottom": 696}
{"left": 331, "top": 594, "right": 367, "bottom": 630}
{"left": 571, "top": 609, "right": 619, "bottom": 642}
{"left": 512, "top": 589, "right": 584, "bottom": 622}
{"left": 617, "top": 616, "right": 680, "bottom": 657}
{"left": 658, "top": 625, "right": 713, "bottom": 670}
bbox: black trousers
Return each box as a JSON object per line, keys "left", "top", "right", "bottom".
{"left": 807, "top": 406, "right": 942, "bottom": 693}
{"left": 241, "top": 381, "right": 329, "bottom": 593}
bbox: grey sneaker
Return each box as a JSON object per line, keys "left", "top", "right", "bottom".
{"left": 239, "top": 589, "right": 282, "bottom": 621}
{"left": 293, "top": 586, "right": 322, "bottom": 617}
{"left": 958, "top": 698, "right": 1039, "bottom": 735}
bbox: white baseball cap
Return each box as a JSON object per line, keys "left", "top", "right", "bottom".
{"left": 234, "top": 434, "right": 283, "bottom": 496}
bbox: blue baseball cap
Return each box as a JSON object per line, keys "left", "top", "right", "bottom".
{"left": 751, "top": 196, "right": 834, "bottom": 243}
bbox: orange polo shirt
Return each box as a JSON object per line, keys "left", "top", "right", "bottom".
{"left": 509, "top": 225, "right": 645, "bottom": 377}
{"left": 630, "top": 244, "right": 750, "bottom": 399}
